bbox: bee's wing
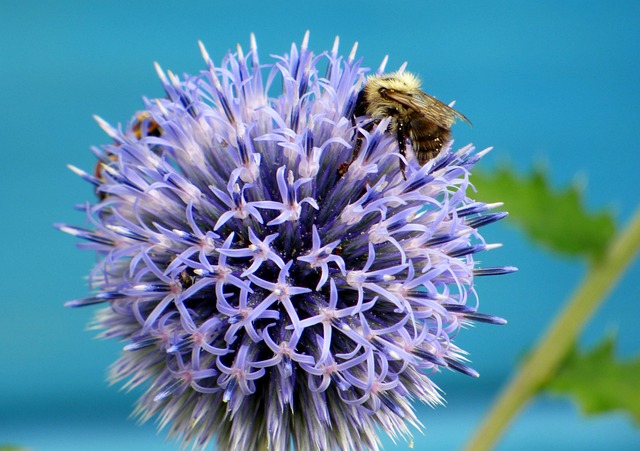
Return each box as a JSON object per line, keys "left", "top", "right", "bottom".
{"left": 386, "top": 90, "right": 471, "bottom": 128}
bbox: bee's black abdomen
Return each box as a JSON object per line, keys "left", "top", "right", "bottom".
{"left": 353, "top": 88, "right": 369, "bottom": 118}
{"left": 408, "top": 113, "right": 451, "bottom": 165}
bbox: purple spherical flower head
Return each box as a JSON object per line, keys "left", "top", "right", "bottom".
{"left": 57, "top": 32, "right": 515, "bottom": 451}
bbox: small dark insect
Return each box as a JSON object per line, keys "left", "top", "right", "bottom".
{"left": 178, "top": 267, "right": 197, "bottom": 290}
{"left": 94, "top": 112, "right": 162, "bottom": 200}
{"left": 130, "top": 111, "right": 162, "bottom": 141}
{"left": 342, "top": 71, "right": 470, "bottom": 179}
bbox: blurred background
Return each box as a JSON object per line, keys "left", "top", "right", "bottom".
{"left": 1, "top": 1, "right": 638, "bottom": 449}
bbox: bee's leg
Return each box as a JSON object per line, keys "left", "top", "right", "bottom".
{"left": 350, "top": 116, "right": 366, "bottom": 164}
{"left": 396, "top": 121, "right": 408, "bottom": 180}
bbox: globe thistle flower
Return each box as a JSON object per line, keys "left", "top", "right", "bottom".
{"left": 57, "top": 33, "right": 515, "bottom": 451}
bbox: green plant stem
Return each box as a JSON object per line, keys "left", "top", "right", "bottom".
{"left": 465, "top": 209, "right": 640, "bottom": 451}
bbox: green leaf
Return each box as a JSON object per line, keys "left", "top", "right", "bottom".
{"left": 544, "top": 336, "right": 640, "bottom": 424}
{"left": 471, "top": 165, "right": 616, "bottom": 261}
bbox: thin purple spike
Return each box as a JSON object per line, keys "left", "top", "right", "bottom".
{"left": 444, "top": 357, "right": 480, "bottom": 378}
{"left": 474, "top": 266, "right": 518, "bottom": 276}
{"left": 465, "top": 212, "right": 509, "bottom": 229}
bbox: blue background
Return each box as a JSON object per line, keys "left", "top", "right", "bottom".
{"left": 1, "top": 1, "right": 639, "bottom": 449}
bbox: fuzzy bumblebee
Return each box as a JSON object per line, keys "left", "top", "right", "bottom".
{"left": 349, "top": 71, "right": 470, "bottom": 178}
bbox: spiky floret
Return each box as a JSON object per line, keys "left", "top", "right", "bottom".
{"left": 57, "top": 33, "right": 514, "bottom": 451}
